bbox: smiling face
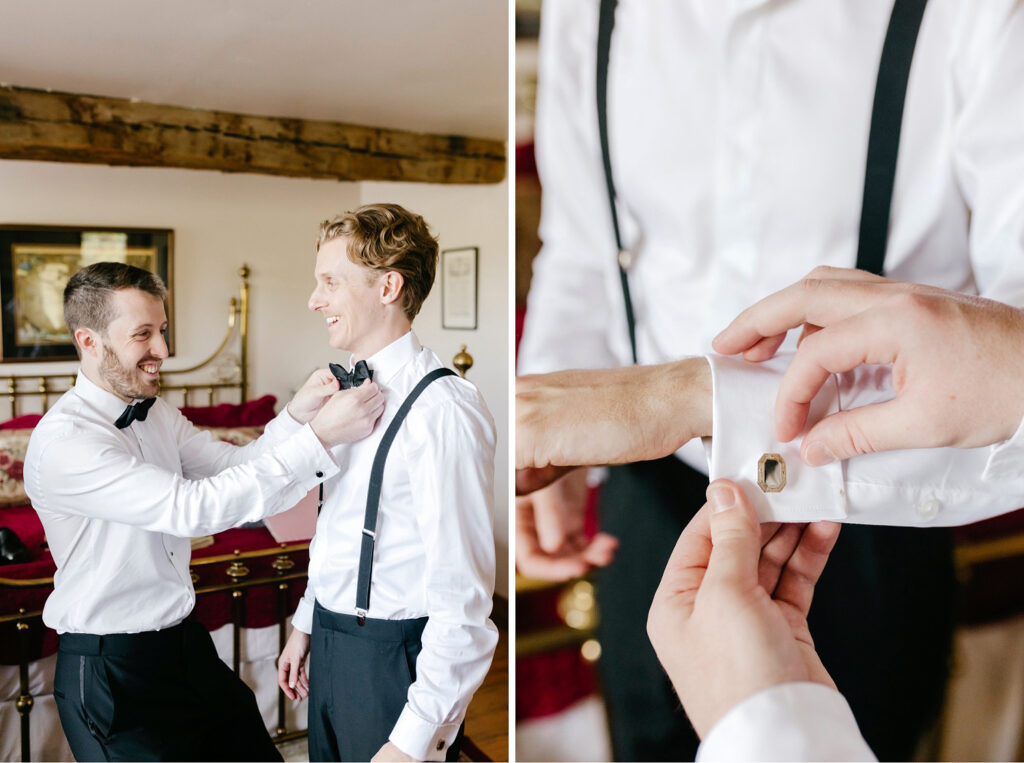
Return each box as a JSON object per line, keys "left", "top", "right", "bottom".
{"left": 90, "top": 289, "right": 169, "bottom": 401}
{"left": 308, "top": 236, "right": 393, "bottom": 357}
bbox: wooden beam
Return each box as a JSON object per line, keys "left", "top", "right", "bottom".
{"left": 0, "top": 86, "right": 505, "bottom": 184}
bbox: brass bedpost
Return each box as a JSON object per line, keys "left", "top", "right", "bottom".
{"left": 226, "top": 550, "right": 251, "bottom": 676}
{"left": 272, "top": 545, "right": 296, "bottom": 737}
{"left": 16, "top": 608, "right": 34, "bottom": 762}
{"left": 239, "top": 264, "right": 250, "bottom": 403}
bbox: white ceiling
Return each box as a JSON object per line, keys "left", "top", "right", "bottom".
{"left": 0, "top": 0, "right": 508, "bottom": 141}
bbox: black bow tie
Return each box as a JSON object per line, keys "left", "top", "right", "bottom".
{"left": 329, "top": 360, "right": 374, "bottom": 390}
{"left": 115, "top": 397, "right": 157, "bottom": 429}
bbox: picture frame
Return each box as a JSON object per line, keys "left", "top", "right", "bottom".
{"left": 441, "top": 246, "right": 478, "bottom": 330}
{"left": 0, "top": 225, "right": 174, "bottom": 362}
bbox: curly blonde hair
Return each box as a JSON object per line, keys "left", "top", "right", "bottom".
{"left": 316, "top": 203, "right": 438, "bottom": 320}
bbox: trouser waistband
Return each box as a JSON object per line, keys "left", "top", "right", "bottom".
{"left": 58, "top": 620, "right": 192, "bottom": 658}
{"left": 314, "top": 601, "right": 427, "bottom": 643}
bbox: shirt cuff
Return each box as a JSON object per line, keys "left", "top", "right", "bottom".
{"left": 276, "top": 424, "right": 339, "bottom": 491}
{"left": 982, "top": 412, "right": 1024, "bottom": 482}
{"left": 705, "top": 353, "right": 846, "bottom": 523}
{"left": 697, "top": 682, "right": 875, "bottom": 762}
{"left": 389, "top": 704, "right": 461, "bottom": 762}
{"left": 291, "top": 596, "right": 314, "bottom": 634}
{"left": 264, "top": 405, "right": 307, "bottom": 440}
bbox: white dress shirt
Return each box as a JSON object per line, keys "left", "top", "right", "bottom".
{"left": 519, "top": 0, "right": 1024, "bottom": 522}
{"left": 25, "top": 371, "right": 338, "bottom": 635}
{"left": 698, "top": 683, "right": 876, "bottom": 762}
{"left": 287, "top": 331, "right": 498, "bottom": 762}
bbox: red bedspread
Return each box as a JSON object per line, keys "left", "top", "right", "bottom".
{"left": 0, "top": 505, "right": 310, "bottom": 665}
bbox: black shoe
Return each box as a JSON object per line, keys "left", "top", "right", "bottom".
{"left": 0, "top": 526, "right": 31, "bottom": 565}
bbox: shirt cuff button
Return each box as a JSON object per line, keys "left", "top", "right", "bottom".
{"left": 436, "top": 740, "right": 445, "bottom": 751}
{"left": 316, "top": 471, "right": 324, "bottom": 479}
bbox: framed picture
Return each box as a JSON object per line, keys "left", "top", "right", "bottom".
{"left": 0, "top": 225, "right": 174, "bottom": 362}
{"left": 441, "top": 246, "right": 478, "bottom": 330}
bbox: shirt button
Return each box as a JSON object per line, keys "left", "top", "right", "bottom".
{"left": 316, "top": 471, "right": 324, "bottom": 479}
{"left": 436, "top": 740, "right": 445, "bottom": 751}
{"left": 916, "top": 497, "right": 940, "bottom": 521}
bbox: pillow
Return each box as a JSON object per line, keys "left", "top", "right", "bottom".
{"left": 179, "top": 395, "right": 278, "bottom": 428}
{"left": 0, "top": 429, "right": 31, "bottom": 508}
{"left": 0, "top": 414, "right": 43, "bottom": 430}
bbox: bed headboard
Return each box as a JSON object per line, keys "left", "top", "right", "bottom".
{"left": 0, "top": 264, "right": 251, "bottom": 416}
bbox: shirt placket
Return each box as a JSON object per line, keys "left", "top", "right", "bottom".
{"left": 709, "top": 4, "right": 768, "bottom": 341}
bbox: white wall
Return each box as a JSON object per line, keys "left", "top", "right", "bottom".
{"left": 0, "top": 159, "right": 509, "bottom": 596}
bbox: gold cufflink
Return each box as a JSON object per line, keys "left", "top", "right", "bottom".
{"left": 436, "top": 740, "right": 446, "bottom": 751}
{"left": 757, "top": 453, "right": 786, "bottom": 493}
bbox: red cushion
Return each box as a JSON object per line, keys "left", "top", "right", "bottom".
{"left": 179, "top": 395, "right": 277, "bottom": 427}
{"left": 0, "top": 414, "right": 43, "bottom": 430}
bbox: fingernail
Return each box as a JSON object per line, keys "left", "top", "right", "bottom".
{"left": 804, "top": 441, "right": 836, "bottom": 466}
{"left": 290, "top": 681, "right": 296, "bottom": 688}
{"left": 707, "top": 484, "right": 737, "bottom": 513}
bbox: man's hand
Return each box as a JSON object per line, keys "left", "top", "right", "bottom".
{"left": 277, "top": 628, "right": 311, "bottom": 701}
{"left": 371, "top": 741, "right": 417, "bottom": 762}
{"left": 648, "top": 480, "right": 840, "bottom": 739}
{"left": 516, "top": 468, "right": 618, "bottom": 581}
{"left": 713, "top": 266, "right": 1024, "bottom": 464}
{"left": 516, "top": 357, "right": 712, "bottom": 471}
{"left": 309, "top": 382, "right": 385, "bottom": 448}
{"left": 287, "top": 369, "right": 341, "bottom": 424}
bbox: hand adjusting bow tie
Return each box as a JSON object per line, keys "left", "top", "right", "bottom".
{"left": 329, "top": 360, "right": 374, "bottom": 389}
{"left": 115, "top": 397, "right": 157, "bottom": 429}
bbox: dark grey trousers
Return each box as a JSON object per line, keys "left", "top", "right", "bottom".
{"left": 307, "top": 602, "right": 463, "bottom": 762}
{"left": 53, "top": 619, "right": 281, "bottom": 762}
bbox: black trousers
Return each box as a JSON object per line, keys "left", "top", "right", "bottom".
{"left": 53, "top": 619, "right": 281, "bottom": 762}
{"left": 597, "top": 457, "right": 955, "bottom": 762}
{"left": 308, "top": 602, "right": 463, "bottom": 762}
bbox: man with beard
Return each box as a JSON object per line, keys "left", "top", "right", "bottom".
{"left": 24, "top": 262, "right": 385, "bottom": 761}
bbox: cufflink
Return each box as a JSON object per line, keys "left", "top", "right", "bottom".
{"left": 436, "top": 740, "right": 445, "bottom": 751}
{"left": 757, "top": 453, "right": 786, "bottom": 493}
{"left": 315, "top": 470, "right": 324, "bottom": 479}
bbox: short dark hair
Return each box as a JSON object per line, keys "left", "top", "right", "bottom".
{"left": 64, "top": 262, "right": 167, "bottom": 350}
{"left": 316, "top": 203, "right": 439, "bottom": 321}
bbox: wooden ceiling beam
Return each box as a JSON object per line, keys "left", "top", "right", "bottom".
{"left": 0, "top": 86, "right": 506, "bottom": 184}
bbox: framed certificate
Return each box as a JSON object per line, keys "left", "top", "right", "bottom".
{"left": 441, "top": 246, "right": 478, "bottom": 330}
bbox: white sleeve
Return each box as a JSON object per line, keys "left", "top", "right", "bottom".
{"left": 291, "top": 572, "right": 317, "bottom": 634}
{"left": 697, "top": 683, "right": 876, "bottom": 762}
{"left": 705, "top": 352, "right": 1024, "bottom": 526}
{"left": 176, "top": 406, "right": 305, "bottom": 478}
{"left": 388, "top": 395, "right": 500, "bottom": 761}
{"left": 518, "top": 0, "right": 624, "bottom": 374}
{"left": 26, "top": 424, "right": 338, "bottom": 537}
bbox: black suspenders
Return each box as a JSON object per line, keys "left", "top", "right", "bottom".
{"left": 596, "top": 0, "right": 929, "bottom": 359}
{"left": 353, "top": 367, "right": 456, "bottom": 625}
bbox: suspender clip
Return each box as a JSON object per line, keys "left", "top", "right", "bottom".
{"left": 362, "top": 528, "right": 376, "bottom": 539}
{"left": 356, "top": 608, "right": 366, "bottom": 626}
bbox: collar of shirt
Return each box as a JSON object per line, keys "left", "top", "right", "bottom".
{"left": 72, "top": 370, "right": 137, "bottom": 422}
{"left": 350, "top": 330, "right": 422, "bottom": 388}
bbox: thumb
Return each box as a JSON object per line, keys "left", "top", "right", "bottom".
{"left": 801, "top": 398, "right": 908, "bottom": 465}
{"left": 703, "top": 481, "right": 761, "bottom": 589}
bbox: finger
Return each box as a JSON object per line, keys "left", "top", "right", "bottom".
{"left": 278, "top": 659, "right": 296, "bottom": 700}
{"left": 296, "top": 663, "right": 310, "bottom": 698}
{"left": 516, "top": 506, "right": 591, "bottom": 581}
{"left": 800, "top": 399, "right": 913, "bottom": 464}
{"left": 772, "top": 521, "right": 841, "bottom": 617}
{"left": 713, "top": 278, "right": 902, "bottom": 355}
{"left": 741, "top": 333, "right": 788, "bottom": 362}
{"left": 796, "top": 323, "right": 822, "bottom": 347}
{"left": 774, "top": 311, "right": 900, "bottom": 442}
{"left": 516, "top": 466, "right": 576, "bottom": 494}
{"left": 653, "top": 508, "right": 712, "bottom": 607}
{"left": 702, "top": 480, "right": 761, "bottom": 589}
{"left": 581, "top": 532, "right": 619, "bottom": 568}
{"left": 288, "top": 655, "right": 300, "bottom": 693}
{"left": 757, "top": 522, "right": 805, "bottom": 594}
